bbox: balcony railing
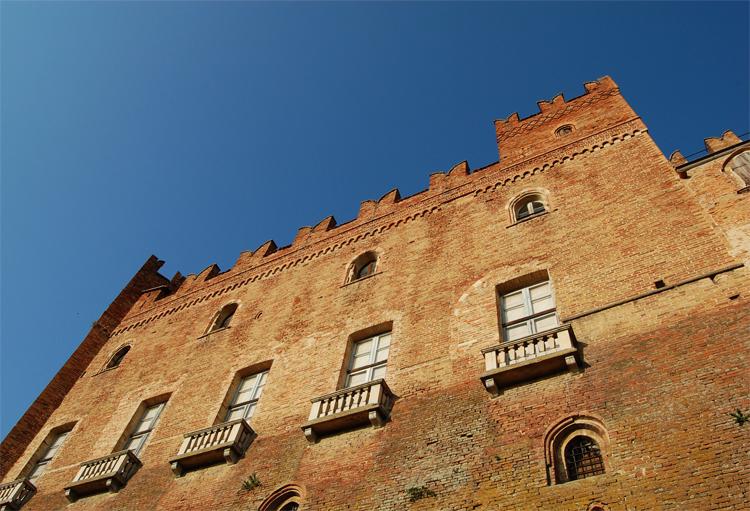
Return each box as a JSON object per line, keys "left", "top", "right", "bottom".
{"left": 480, "top": 324, "right": 580, "bottom": 395}
{"left": 0, "top": 479, "right": 36, "bottom": 511}
{"left": 169, "top": 419, "right": 256, "bottom": 477}
{"left": 64, "top": 450, "right": 141, "bottom": 502}
{"left": 302, "top": 379, "right": 395, "bottom": 443}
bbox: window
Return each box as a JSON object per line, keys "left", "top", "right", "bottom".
{"left": 514, "top": 195, "right": 546, "bottom": 221}
{"left": 345, "top": 332, "right": 390, "bottom": 388}
{"left": 565, "top": 436, "right": 605, "bottom": 480}
{"left": 225, "top": 370, "right": 269, "bottom": 422}
{"left": 348, "top": 252, "right": 378, "bottom": 282}
{"left": 728, "top": 151, "right": 750, "bottom": 187}
{"left": 106, "top": 345, "right": 131, "bottom": 369}
{"left": 27, "top": 429, "right": 71, "bottom": 480}
{"left": 258, "top": 484, "right": 303, "bottom": 511}
{"left": 555, "top": 124, "right": 574, "bottom": 137}
{"left": 210, "top": 303, "right": 238, "bottom": 332}
{"left": 544, "top": 414, "right": 610, "bottom": 485}
{"left": 500, "top": 281, "right": 558, "bottom": 342}
{"left": 123, "top": 402, "right": 165, "bottom": 456}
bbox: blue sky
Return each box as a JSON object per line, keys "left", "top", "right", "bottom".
{"left": 1, "top": 2, "right": 748, "bottom": 437}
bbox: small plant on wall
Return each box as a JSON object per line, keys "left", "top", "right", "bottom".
{"left": 240, "top": 473, "right": 261, "bottom": 492}
{"left": 730, "top": 409, "right": 749, "bottom": 426}
{"left": 406, "top": 485, "right": 436, "bottom": 502}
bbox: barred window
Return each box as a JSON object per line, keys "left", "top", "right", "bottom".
{"left": 564, "top": 436, "right": 605, "bottom": 480}
{"left": 106, "top": 345, "right": 131, "bottom": 369}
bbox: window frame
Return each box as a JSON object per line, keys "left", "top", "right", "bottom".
{"left": 105, "top": 345, "right": 131, "bottom": 370}
{"left": 347, "top": 252, "right": 379, "bottom": 284}
{"left": 499, "top": 280, "right": 559, "bottom": 343}
{"left": 344, "top": 332, "right": 391, "bottom": 388}
{"left": 224, "top": 370, "right": 269, "bottom": 423}
{"left": 122, "top": 401, "right": 166, "bottom": 457}
{"left": 26, "top": 428, "right": 72, "bottom": 481}
{"left": 209, "top": 303, "right": 239, "bottom": 333}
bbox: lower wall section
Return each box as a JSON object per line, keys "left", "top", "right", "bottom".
{"left": 19, "top": 293, "right": 750, "bottom": 511}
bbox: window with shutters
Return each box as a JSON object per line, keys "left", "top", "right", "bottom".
{"left": 122, "top": 401, "right": 166, "bottom": 456}
{"left": 344, "top": 332, "right": 391, "bottom": 388}
{"left": 225, "top": 370, "right": 269, "bottom": 422}
{"left": 727, "top": 150, "right": 750, "bottom": 189}
{"left": 26, "top": 427, "right": 73, "bottom": 481}
{"left": 500, "top": 280, "right": 558, "bottom": 342}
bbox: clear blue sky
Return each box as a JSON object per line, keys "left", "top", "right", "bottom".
{"left": 1, "top": 2, "right": 748, "bottom": 437}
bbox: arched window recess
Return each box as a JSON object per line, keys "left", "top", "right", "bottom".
{"left": 544, "top": 414, "right": 610, "bottom": 485}
{"left": 258, "top": 484, "right": 304, "bottom": 511}
{"left": 104, "top": 345, "right": 131, "bottom": 370}
{"left": 509, "top": 191, "right": 550, "bottom": 224}
{"left": 347, "top": 251, "right": 379, "bottom": 283}
{"left": 207, "top": 303, "right": 239, "bottom": 333}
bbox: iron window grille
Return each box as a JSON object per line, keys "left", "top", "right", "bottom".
{"left": 565, "top": 436, "right": 605, "bottom": 480}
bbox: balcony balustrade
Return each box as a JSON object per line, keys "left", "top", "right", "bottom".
{"left": 169, "top": 419, "right": 256, "bottom": 477}
{"left": 0, "top": 479, "right": 35, "bottom": 511}
{"left": 480, "top": 324, "right": 580, "bottom": 395}
{"left": 302, "top": 379, "right": 395, "bottom": 443}
{"left": 64, "top": 450, "right": 141, "bottom": 502}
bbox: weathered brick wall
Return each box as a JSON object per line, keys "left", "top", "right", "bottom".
{"left": 3, "top": 77, "right": 748, "bottom": 511}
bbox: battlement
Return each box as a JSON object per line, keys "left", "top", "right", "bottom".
{"left": 127, "top": 76, "right": 647, "bottom": 313}
{"left": 494, "top": 76, "right": 639, "bottom": 165}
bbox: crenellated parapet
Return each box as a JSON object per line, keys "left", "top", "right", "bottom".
{"left": 112, "top": 77, "right": 651, "bottom": 333}
{"left": 494, "top": 76, "right": 638, "bottom": 166}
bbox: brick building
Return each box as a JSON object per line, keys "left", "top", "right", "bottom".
{"left": 1, "top": 76, "right": 748, "bottom": 511}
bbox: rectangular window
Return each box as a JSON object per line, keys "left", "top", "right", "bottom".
{"left": 123, "top": 402, "right": 165, "bottom": 456}
{"left": 500, "top": 281, "right": 558, "bottom": 342}
{"left": 225, "top": 370, "right": 268, "bottom": 422}
{"left": 28, "top": 430, "right": 70, "bottom": 480}
{"left": 345, "top": 332, "right": 391, "bottom": 388}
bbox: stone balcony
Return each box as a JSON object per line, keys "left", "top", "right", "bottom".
{"left": 64, "top": 450, "right": 141, "bottom": 502}
{"left": 302, "top": 379, "right": 395, "bottom": 443}
{"left": 480, "top": 324, "right": 580, "bottom": 395}
{"left": 0, "top": 479, "right": 36, "bottom": 511}
{"left": 169, "top": 419, "right": 256, "bottom": 477}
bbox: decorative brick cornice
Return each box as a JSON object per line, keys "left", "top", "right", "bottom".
{"left": 110, "top": 119, "right": 648, "bottom": 338}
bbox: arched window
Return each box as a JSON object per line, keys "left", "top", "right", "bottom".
{"left": 210, "top": 303, "right": 238, "bottom": 332}
{"left": 726, "top": 150, "right": 750, "bottom": 188}
{"left": 259, "top": 484, "right": 303, "bottom": 511}
{"left": 348, "top": 252, "right": 378, "bottom": 283}
{"left": 544, "top": 414, "right": 609, "bottom": 484}
{"left": 514, "top": 195, "right": 547, "bottom": 221}
{"left": 106, "top": 345, "right": 131, "bottom": 369}
{"left": 564, "top": 436, "right": 605, "bottom": 481}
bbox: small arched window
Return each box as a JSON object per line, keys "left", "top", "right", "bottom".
{"left": 259, "top": 484, "right": 303, "bottom": 511}
{"left": 106, "top": 345, "right": 131, "bottom": 369}
{"left": 210, "top": 303, "right": 238, "bottom": 332}
{"left": 545, "top": 414, "right": 609, "bottom": 485}
{"left": 514, "top": 195, "right": 547, "bottom": 222}
{"left": 348, "top": 252, "right": 378, "bottom": 283}
{"left": 564, "top": 436, "right": 605, "bottom": 481}
{"left": 727, "top": 150, "right": 750, "bottom": 188}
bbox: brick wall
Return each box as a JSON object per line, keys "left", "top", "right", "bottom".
{"left": 2, "top": 77, "right": 748, "bottom": 511}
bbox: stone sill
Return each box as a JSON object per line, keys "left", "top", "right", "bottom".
{"left": 506, "top": 209, "right": 556, "bottom": 228}
{"left": 341, "top": 271, "right": 383, "bottom": 288}
{"left": 197, "top": 326, "right": 231, "bottom": 340}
